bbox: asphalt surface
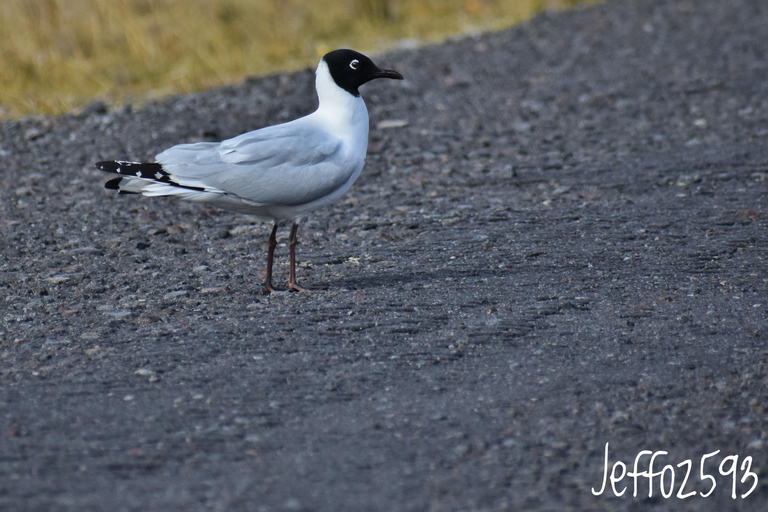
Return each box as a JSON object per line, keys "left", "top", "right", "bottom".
{"left": 1, "top": 0, "right": 767, "bottom": 510}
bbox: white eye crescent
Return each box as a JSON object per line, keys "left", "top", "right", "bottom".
{"left": 349, "top": 59, "right": 360, "bottom": 70}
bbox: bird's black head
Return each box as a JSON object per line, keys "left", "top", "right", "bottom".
{"left": 322, "top": 49, "right": 403, "bottom": 97}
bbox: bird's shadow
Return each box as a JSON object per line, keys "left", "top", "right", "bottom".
{"left": 325, "top": 265, "right": 510, "bottom": 292}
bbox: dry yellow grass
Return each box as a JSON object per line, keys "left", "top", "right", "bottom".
{"left": 0, "top": 0, "right": 594, "bottom": 118}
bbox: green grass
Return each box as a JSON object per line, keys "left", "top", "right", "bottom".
{"left": 0, "top": 0, "right": 595, "bottom": 119}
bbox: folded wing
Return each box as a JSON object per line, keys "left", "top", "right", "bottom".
{"left": 156, "top": 119, "right": 354, "bottom": 207}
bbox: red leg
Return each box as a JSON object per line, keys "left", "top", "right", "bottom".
{"left": 263, "top": 223, "right": 285, "bottom": 293}
{"left": 288, "top": 223, "right": 326, "bottom": 292}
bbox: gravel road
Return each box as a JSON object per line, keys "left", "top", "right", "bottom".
{"left": 1, "top": 0, "right": 767, "bottom": 510}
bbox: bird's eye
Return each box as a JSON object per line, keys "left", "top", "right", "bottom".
{"left": 349, "top": 59, "right": 360, "bottom": 70}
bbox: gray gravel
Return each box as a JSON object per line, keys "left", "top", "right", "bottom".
{"left": 1, "top": 0, "right": 768, "bottom": 510}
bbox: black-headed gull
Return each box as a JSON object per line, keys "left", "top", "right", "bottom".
{"left": 97, "top": 49, "right": 403, "bottom": 293}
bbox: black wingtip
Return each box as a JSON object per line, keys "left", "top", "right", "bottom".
{"left": 105, "top": 177, "right": 122, "bottom": 190}
{"left": 96, "top": 160, "right": 161, "bottom": 176}
{"left": 98, "top": 160, "right": 203, "bottom": 193}
{"left": 96, "top": 160, "right": 118, "bottom": 172}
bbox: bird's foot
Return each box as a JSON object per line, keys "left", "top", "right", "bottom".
{"left": 263, "top": 282, "right": 287, "bottom": 294}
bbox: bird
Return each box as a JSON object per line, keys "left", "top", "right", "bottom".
{"left": 96, "top": 49, "right": 403, "bottom": 293}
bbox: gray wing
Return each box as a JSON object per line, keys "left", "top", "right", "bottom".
{"left": 155, "top": 119, "right": 354, "bottom": 206}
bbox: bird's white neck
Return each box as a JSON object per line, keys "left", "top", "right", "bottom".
{"left": 313, "top": 60, "right": 369, "bottom": 141}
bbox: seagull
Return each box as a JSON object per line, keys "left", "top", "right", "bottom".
{"left": 96, "top": 49, "right": 403, "bottom": 293}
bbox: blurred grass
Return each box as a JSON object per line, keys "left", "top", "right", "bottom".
{"left": 0, "top": 0, "right": 595, "bottom": 119}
